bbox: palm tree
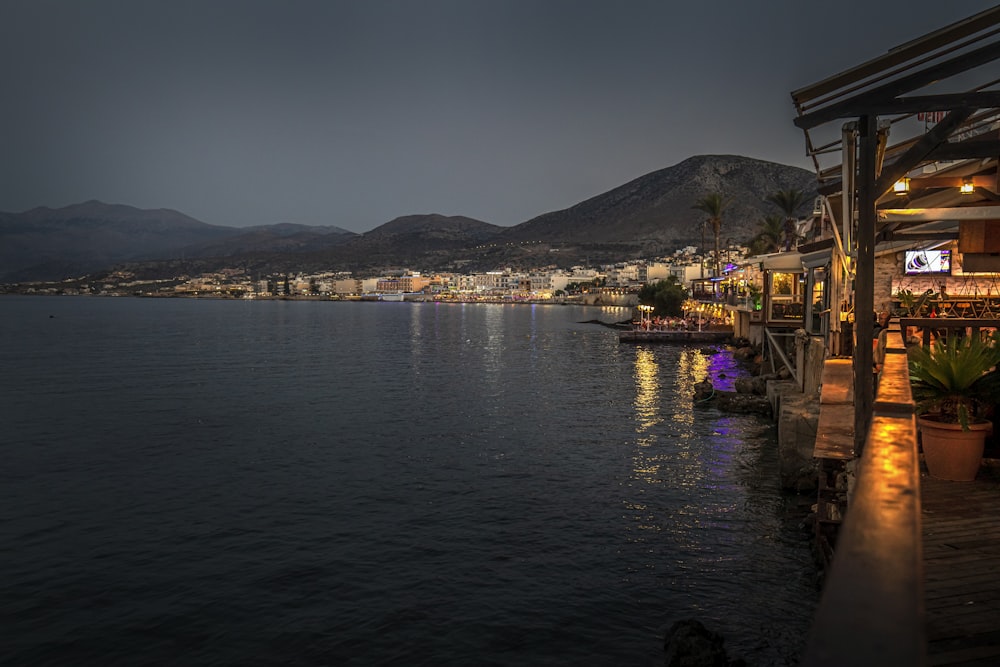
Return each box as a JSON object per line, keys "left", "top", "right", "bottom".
{"left": 692, "top": 193, "right": 731, "bottom": 277}
{"left": 765, "top": 188, "right": 807, "bottom": 251}
{"left": 750, "top": 214, "right": 785, "bottom": 254}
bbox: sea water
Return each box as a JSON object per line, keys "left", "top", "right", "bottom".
{"left": 0, "top": 296, "right": 817, "bottom": 666}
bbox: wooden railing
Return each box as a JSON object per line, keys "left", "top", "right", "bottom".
{"left": 803, "top": 329, "right": 926, "bottom": 666}
{"left": 899, "top": 317, "right": 1000, "bottom": 347}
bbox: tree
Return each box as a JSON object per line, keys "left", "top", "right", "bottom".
{"left": 750, "top": 214, "right": 785, "bottom": 254}
{"left": 765, "top": 188, "right": 807, "bottom": 251}
{"left": 692, "top": 193, "right": 731, "bottom": 277}
{"left": 638, "top": 276, "right": 687, "bottom": 317}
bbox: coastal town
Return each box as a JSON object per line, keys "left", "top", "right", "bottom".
{"left": 0, "top": 243, "right": 749, "bottom": 306}
{"left": 7, "top": 5, "right": 1000, "bottom": 667}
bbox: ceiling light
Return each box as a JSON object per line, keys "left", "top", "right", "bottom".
{"left": 960, "top": 178, "right": 975, "bottom": 195}
{"left": 893, "top": 178, "right": 910, "bottom": 195}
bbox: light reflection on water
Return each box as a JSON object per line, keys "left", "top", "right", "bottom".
{"left": 620, "top": 342, "right": 811, "bottom": 664}
{"left": 0, "top": 298, "right": 816, "bottom": 667}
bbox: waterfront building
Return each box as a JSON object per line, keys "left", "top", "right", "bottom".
{"left": 784, "top": 7, "right": 1000, "bottom": 665}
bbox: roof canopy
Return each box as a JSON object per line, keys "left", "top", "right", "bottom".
{"left": 792, "top": 6, "right": 1000, "bottom": 241}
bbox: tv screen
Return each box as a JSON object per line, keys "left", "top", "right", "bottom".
{"left": 904, "top": 249, "right": 951, "bottom": 275}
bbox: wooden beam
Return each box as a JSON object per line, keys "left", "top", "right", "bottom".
{"left": 881, "top": 230, "right": 958, "bottom": 242}
{"left": 794, "top": 41, "right": 1000, "bottom": 130}
{"left": 856, "top": 115, "right": 876, "bottom": 454}
{"left": 899, "top": 175, "right": 996, "bottom": 189}
{"left": 874, "top": 108, "right": 976, "bottom": 196}
{"left": 792, "top": 6, "right": 1000, "bottom": 105}
{"left": 856, "top": 91, "right": 1000, "bottom": 116}
{"left": 880, "top": 205, "right": 1000, "bottom": 221}
{"left": 928, "top": 139, "right": 1000, "bottom": 161}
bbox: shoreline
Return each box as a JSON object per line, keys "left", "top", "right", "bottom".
{"left": 0, "top": 292, "right": 636, "bottom": 308}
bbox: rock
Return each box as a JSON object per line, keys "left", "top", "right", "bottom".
{"left": 715, "top": 392, "right": 772, "bottom": 415}
{"left": 694, "top": 385, "right": 772, "bottom": 416}
{"left": 734, "top": 376, "right": 768, "bottom": 396}
{"left": 663, "top": 619, "right": 731, "bottom": 667}
{"left": 693, "top": 379, "right": 715, "bottom": 401}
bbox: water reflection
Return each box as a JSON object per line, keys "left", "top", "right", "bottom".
{"left": 631, "top": 347, "right": 665, "bottom": 494}
{"left": 483, "top": 305, "right": 505, "bottom": 378}
{"left": 626, "top": 346, "right": 750, "bottom": 540}
{"left": 674, "top": 348, "right": 708, "bottom": 427}
{"left": 632, "top": 347, "right": 661, "bottom": 437}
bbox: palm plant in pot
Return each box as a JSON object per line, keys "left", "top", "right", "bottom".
{"left": 909, "top": 332, "right": 1000, "bottom": 480}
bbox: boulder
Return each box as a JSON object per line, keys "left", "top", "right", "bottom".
{"left": 693, "top": 380, "right": 715, "bottom": 401}
{"left": 733, "top": 376, "right": 768, "bottom": 396}
{"left": 694, "top": 380, "right": 772, "bottom": 416}
{"left": 712, "top": 391, "right": 772, "bottom": 416}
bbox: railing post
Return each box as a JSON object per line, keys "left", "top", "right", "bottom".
{"left": 854, "top": 114, "right": 876, "bottom": 453}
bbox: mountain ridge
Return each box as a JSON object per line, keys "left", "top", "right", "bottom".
{"left": 0, "top": 155, "right": 817, "bottom": 281}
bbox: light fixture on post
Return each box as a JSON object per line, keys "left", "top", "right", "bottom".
{"left": 893, "top": 177, "right": 911, "bottom": 196}
{"left": 960, "top": 178, "right": 976, "bottom": 195}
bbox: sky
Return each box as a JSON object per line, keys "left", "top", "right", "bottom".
{"left": 2, "top": 1, "right": 998, "bottom": 232}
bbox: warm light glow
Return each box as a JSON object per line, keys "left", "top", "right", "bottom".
{"left": 633, "top": 348, "right": 660, "bottom": 436}
{"left": 893, "top": 177, "right": 910, "bottom": 195}
{"left": 960, "top": 178, "right": 975, "bottom": 195}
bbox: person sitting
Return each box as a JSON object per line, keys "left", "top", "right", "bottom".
{"left": 872, "top": 310, "right": 890, "bottom": 340}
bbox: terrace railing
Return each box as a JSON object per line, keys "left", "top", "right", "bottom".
{"left": 802, "top": 328, "right": 924, "bottom": 666}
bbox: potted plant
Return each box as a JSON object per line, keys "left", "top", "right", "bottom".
{"left": 909, "top": 332, "right": 1000, "bottom": 480}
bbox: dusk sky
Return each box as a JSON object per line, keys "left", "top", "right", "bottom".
{"left": 3, "top": 1, "right": 997, "bottom": 232}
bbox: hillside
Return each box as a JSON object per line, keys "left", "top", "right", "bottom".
{"left": 0, "top": 202, "right": 355, "bottom": 281}
{"left": 501, "top": 155, "right": 817, "bottom": 249}
{"left": 1, "top": 155, "right": 819, "bottom": 281}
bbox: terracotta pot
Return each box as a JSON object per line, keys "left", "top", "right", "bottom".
{"left": 918, "top": 416, "right": 989, "bottom": 481}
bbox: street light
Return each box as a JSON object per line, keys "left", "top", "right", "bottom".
{"left": 638, "top": 304, "right": 654, "bottom": 329}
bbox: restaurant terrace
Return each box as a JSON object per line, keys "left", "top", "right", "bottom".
{"left": 788, "top": 6, "right": 1000, "bottom": 666}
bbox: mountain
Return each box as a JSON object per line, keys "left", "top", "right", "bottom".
{"left": 0, "top": 202, "right": 355, "bottom": 281}
{"left": 308, "top": 155, "right": 817, "bottom": 271}
{"left": 0, "top": 155, "right": 818, "bottom": 281}
{"left": 294, "top": 214, "right": 505, "bottom": 273}
{"left": 175, "top": 222, "right": 355, "bottom": 257}
{"left": 500, "top": 155, "right": 817, "bottom": 249}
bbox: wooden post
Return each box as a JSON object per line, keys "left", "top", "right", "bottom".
{"left": 855, "top": 114, "right": 876, "bottom": 453}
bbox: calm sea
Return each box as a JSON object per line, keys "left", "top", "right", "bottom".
{"left": 0, "top": 296, "right": 817, "bottom": 666}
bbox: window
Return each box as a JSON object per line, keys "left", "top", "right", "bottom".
{"left": 767, "top": 271, "right": 804, "bottom": 321}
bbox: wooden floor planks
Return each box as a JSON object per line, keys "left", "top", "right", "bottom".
{"left": 923, "top": 462, "right": 1000, "bottom": 665}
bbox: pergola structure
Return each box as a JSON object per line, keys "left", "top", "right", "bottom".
{"left": 792, "top": 6, "right": 1000, "bottom": 450}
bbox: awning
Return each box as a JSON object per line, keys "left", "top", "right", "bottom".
{"left": 747, "top": 251, "right": 805, "bottom": 271}
{"left": 801, "top": 248, "right": 832, "bottom": 269}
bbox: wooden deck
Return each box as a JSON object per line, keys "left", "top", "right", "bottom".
{"left": 923, "top": 462, "right": 1000, "bottom": 666}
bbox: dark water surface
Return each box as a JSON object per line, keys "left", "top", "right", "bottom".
{"left": 0, "top": 296, "right": 817, "bottom": 666}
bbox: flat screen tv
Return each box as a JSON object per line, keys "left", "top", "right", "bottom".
{"left": 904, "top": 249, "right": 951, "bottom": 275}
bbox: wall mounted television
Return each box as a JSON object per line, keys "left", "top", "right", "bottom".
{"left": 904, "top": 249, "right": 951, "bottom": 275}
